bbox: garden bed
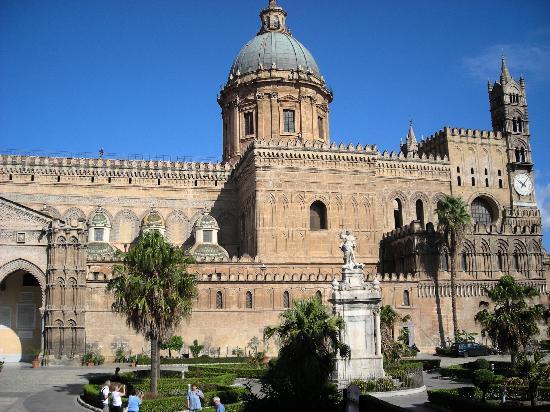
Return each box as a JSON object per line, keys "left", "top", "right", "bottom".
{"left": 80, "top": 366, "right": 258, "bottom": 412}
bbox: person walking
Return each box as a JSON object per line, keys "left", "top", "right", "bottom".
{"left": 187, "top": 383, "right": 204, "bottom": 411}
{"left": 111, "top": 383, "right": 126, "bottom": 412}
{"left": 213, "top": 396, "right": 225, "bottom": 412}
{"left": 100, "top": 380, "right": 110, "bottom": 412}
{"left": 127, "top": 390, "right": 143, "bottom": 412}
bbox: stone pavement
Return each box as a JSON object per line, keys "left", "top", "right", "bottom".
{"left": 372, "top": 354, "right": 513, "bottom": 411}
{"left": 0, "top": 362, "right": 156, "bottom": 412}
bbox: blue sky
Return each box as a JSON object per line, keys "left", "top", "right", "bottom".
{"left": 1, "top": 0, "right": 549, "bottom": 247}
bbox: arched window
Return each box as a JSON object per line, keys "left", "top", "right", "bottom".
{"left": 520, "top": 148, "right": 526, "bottom": 162}
{"left": 283, "top": 291, "right": 290, "bottom": 309}
{"left": 485, "top": 178, "right": 489, "bottom": 187}
{"left": 461, "top": 253, "right": 468, "bottom": 271}
{"left": 497, "top": 251, "right": 505, "bottom": 271}
{"left": 310, "top": 201, "right": 327, "bottom": 230}
{"left": 245, "top": 291, "right": 253, "bottom": 309}
{"left": 457, "top": 176, "right": 462, "bottom": 186}
{"left": 403, "top": 290, "right": 410, "bottom": 306}
{"left": 440, "top": 249, "right": 449, "bottom": 271}
{"left": 471, "top": 197, "right": 494, "bottom": 225}
{"left": 471, "top": 177, "right": 476, "bottom": 186}
{"left": 393, "top": 199, "right": 403, "bottom": 229}
{"left": 499, "top": 179, "right": 503, "bottom": 189}
{"left": 273, "top": 15, "right": 280, "bottom": 29}
{"left": 513, "top": 253, "right": 520, "bottom": 271}
{"left": 415, "top": 199, "right": 425, "bottom": 228}
{"left": 216, "top": 291, "right": 223, "bottom": 309}
{"left": 315, "top": 290, "right": 322, "bottom": 301}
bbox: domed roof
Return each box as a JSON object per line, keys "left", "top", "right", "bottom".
{"left": 194, "top": 213, "right": 219, "bottom": 231}
{"left": 141, "top": 209, "right": 165, "bottom": 228}
{"left": 230, "top": 32, "right": 321, "bottom": 79}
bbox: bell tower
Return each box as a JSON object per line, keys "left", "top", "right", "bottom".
{"left": 488, "top": 55, "right": 535, "bottom": 208}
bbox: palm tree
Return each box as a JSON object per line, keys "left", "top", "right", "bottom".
{"left": 475, "top": 275, "right": 545, "bottom": 365}
{"left": 107, "top": 231, "right": 197, "bottom": 394}
{"left": 436, "top": 195, "right": 471, "bottom": 340}
{"left": 380, "top": 305, "right": 411, "bottom": 365}
{"left": 255, "top": 298, "right": 349, "bottom": 411}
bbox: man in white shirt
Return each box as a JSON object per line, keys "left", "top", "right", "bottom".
{"left": 100, "top": 380, "right": 111, "bottom": 412}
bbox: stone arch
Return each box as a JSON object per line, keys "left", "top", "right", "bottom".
{"left": 62, "top": 207, "right": 86, "bottom": 223}
{"left": 467, "top": 193, "right": 501, "bottom": 224}
{"left": 112, "top": 209, "right": 140, "bottom": 243}
{"left": 40, "top": 205, "right": 61, "bottom": 219}
{"left": 0, "top": 259, "right": 46, "bottom": 307}
{"left": 165, "top": 210, "right": 190, "bottom": 246}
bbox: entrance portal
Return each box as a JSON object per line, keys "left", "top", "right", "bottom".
{"left": 0, "top": 270, "right": 43, "bottom": 362}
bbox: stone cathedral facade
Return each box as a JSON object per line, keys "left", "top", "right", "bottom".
{"left": 0, "top": 0, "right": 548, "bottom": 362}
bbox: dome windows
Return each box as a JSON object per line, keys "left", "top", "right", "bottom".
{"left": 283, "top": 109, "right": 295, "bottom": 133}
{"left": 244, "top": 112, "right": 255, "bottom": 136}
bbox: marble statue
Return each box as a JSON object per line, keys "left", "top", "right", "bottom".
{"left": 339, "top": 230, "right": 360, "bottom": 268}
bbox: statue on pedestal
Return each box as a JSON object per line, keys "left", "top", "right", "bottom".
{"left": 339, "top": 230, "right": 361, "bottom": 268}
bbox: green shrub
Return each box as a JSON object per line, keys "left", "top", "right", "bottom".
{"left": 82, "top": 384, "right": 101, "bottom": 408}
{"left": 187, "top": 365, "right": 265, "bottom": 379}
{"left": 435, "top": 346, "right": 455, "bottom": 357}
{"left": 474, "top": 359, "right": 490, "bottom": 370}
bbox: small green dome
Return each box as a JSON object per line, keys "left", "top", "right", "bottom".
{"left": 142, "top": 210, "right": 165, "bottom": 228}
{"left": 194, "top": 213, "right": 219, "bottom": 230}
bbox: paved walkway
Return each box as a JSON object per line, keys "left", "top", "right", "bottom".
{"left": 373, "top": 354, "right": 513, "bottom": 411}
{"left": 0, "top": 362, "right": 156, "bottom": 412}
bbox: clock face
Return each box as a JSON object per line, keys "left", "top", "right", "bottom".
{"left": 514, "top": 173, "right": 533, "bottom": 196}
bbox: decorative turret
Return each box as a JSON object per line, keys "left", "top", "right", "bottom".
{"left": 500, "top": 53, "right": 512, "bottom": 84}
{"left": 401, "top": 121, "right": 418, "bottom": 156}
{"left": 188, "top": 211, "right": 229, "bottom": 261}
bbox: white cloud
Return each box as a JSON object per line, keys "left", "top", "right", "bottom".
{"left": 463, "top": 44, "right": 550, "bottom": 83}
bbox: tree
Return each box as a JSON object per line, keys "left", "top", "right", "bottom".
{"left": 160, "top": 335, "right": 184, "bottom": 358}
{"left": 189, "top": 339, "right": 204, "bottom": 358}
{"left": 247, "top": 336, "right": 260, "bottom": 356}
{"left": 107, "top": 231, "right": 197, "bottom": 394}
{"left": 246, "top": 298, "right": 349, "bottom": 412}
{"left": 380, "top": 305, "right": 411, "bottom": 365}
{"left": 475, "top": 275, "right": 545, "bottom": 365}
{"left": 517, "top": 351, "right": 550, "bottom": 406}
{"left": 436, "top": 195, "right": 471, "bottom": 340}
{"left": 473, "top": 369, "right": 503, "bottom": 402}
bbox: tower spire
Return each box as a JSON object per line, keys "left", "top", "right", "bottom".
{"left": 401, "top": 120, "right": 418, "bottom": 156}
{"left": 500, "top": 52, "right": 512, "bottom": 84}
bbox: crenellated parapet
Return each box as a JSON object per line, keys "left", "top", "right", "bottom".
{"left": 0, "top": 154, "right": 233, "bottom": 182}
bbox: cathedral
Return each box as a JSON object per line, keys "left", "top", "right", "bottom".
{"left": 0, "top": 0, "right": 547, "bottom": 362}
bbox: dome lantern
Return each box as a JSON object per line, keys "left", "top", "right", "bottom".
{"left": 258, "top": 0, "right": 288, "bottom": 35}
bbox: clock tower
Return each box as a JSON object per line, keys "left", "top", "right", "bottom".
{"left": 488, "top": 55, "right": 536, "bottom": 209}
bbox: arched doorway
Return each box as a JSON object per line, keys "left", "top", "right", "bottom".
{"left": 0, "top": 260, "right": 46, "bottom": 362}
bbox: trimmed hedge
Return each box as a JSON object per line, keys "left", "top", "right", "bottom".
{"left": 187, "top": 365, "right": 266, "bottom": 379}
{"left": 135, "top": 356, "right": 249, "bottom": 365}
{"left": 139, "top": 396, "right": 243, "bottom": 412}
{"left": 440, "top": 364, "right": 473, "bottom": 380}
{"left": 427, "top": 388, "right": 550, "bottom": 411}
{"left": 406, "top": 358, "right": 440, "bottom": 371}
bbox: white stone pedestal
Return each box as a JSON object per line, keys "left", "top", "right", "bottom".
{"left": 331, "top": 265, "right": 384, "bottom": 388}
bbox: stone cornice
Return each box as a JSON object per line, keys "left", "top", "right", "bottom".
{"left": 0, "top": 155, "right": 233, "bottom": 181}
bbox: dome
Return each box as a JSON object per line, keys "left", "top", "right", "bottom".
{"left": 194, "top": 213, "right": 219, "bottom": 231}
{"left": 230, "top": 32, "right": 321, "bottom": 79}
{"left": 141, "top": 210, "right": 165, "bottom": 228}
